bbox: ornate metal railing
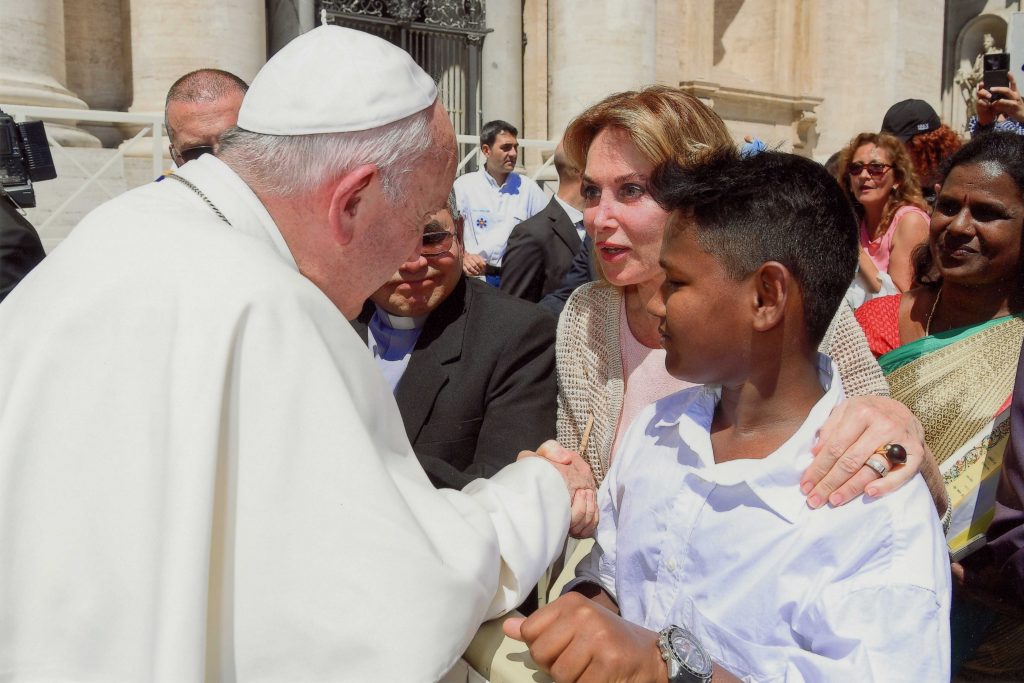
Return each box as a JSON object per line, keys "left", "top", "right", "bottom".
{"left": 320, "top": 0, "right": 486, "bottom": 30}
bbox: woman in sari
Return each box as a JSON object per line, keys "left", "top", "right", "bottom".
{"left": 856, "top": 131, "right": 1024, "bottom": 679}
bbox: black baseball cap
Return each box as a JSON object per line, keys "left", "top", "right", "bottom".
{"left": 881, "top": 99, "right": 941, "bottom": 142}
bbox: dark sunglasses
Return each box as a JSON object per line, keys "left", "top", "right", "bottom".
{"left": 176, "top": 145, "right": 215, "bottom": 163}
{"left": 421, "top": 230, "right": 455, "bottom": 257}
{"left": 847, "top": 161, "right": 892, "bottom": 177}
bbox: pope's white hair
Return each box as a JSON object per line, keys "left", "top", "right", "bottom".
{"left": 217, "top": 105, "right": 435, "bottom": 204}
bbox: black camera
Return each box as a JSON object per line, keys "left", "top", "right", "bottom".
{"left": 0, "top": 109, "right": 56, "bottom": 209}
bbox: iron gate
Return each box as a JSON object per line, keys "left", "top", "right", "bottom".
{"left": 318, "top": 0, "right": 488, "bottom": 138}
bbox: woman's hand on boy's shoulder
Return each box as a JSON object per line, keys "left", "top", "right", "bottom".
{"left": 800, "top": 396, "right": 929, "bottom": 508}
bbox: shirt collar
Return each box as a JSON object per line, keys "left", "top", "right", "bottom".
{"left": 655, "top": 355, "right": 845, "bottom": 524}
{"left": 479, "top": 166, "right": 523, "bottom": 193}
{"left": 373, "top": 305, "right": 428, "bottom": 330}
{"left": 480, "top": 167, "right": 501, "bottom": 189}
{"left": 367, "top": 307, "right": 426, "bottom": 363}
{"left": 553, "top": 194, "right": 584, "bottom": 225}
{"left": 174, "top": 155, "right": 297, "bottom": 270}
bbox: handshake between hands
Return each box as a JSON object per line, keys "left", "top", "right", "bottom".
{"left": 518, "top": 440, "right": 598, "bottom": 539}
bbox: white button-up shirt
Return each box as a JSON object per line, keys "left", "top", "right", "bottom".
{"left": 454, "top": 168, "right": 548, "bottom": 267}
{"left": 576, "top": 357, "right": 951, "bottom": 682}
{"left": 553, "top": 194, "right": 585, "bottom": 242}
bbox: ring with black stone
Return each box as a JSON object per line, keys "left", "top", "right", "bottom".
{"left": 874, "top": 443, "right": 908, "bottom": 466}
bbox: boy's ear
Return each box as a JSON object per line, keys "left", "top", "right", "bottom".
{"left": 327, "top": 164, "right": 378, "bottom": 246}
{"left": 752, "top": 261, "right": 789, "bottom": 332}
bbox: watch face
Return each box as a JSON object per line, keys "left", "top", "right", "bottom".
{"left": 670, "top": 628, "right": 713, "bottom": 676}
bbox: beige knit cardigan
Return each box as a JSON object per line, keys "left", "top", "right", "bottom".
{"left": 555, "top": 282, "right": 890, "bottom": 484}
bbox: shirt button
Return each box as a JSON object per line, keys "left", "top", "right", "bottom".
{"left": 666, "top": 559, "right": 677, "bottom": 572}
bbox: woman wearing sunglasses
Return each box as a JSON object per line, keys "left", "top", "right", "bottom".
{"left": 838, "top": 132, "right": 930, "bottom": 295}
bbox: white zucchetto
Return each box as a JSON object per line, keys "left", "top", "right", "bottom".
{"left": 238, "top": 24, "right": 438, "bottom": 135}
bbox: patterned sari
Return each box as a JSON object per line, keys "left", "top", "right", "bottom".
{"left": 881, "top": 314, "right": 1024, "bottom": 678}
{"left": 883, "top": 315, "right": 1023, "bottom": 554}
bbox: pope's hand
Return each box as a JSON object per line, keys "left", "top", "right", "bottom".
{"left": 518, "top": 440, "right": 598, "bottom": 537}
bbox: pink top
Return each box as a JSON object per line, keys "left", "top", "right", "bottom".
{"left": 859, "top": 205, "right": 930, "bottom": 274}
{"left": 610, "top": 299, "right": 694, "bottom": 464}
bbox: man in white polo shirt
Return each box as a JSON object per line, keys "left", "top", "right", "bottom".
{"left": 454, "top": 119, "right": 548, "bottom": 286}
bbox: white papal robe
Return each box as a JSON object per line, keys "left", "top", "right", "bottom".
{"left": 0, "top": 155, "right": 569, "bottom": 681}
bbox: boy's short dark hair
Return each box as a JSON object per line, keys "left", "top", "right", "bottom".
{"left": 480, "top": 120, "right": 518, "bottom": 148}
{"left": 649, "top": 149, "right": 858, "bottom": 345}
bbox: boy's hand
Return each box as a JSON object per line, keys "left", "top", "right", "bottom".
{"left": 801, "top": 395, "right": 928, "bottom": 508}
{"left": 503, "top": 592, "right": 667, "bottom": 683}
{"left": 518, "top": 441, "right": 598, "bottom": 536}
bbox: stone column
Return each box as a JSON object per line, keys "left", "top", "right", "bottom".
{"left": 0, "top": 0, "right": 99, "bottom": 146}
{"left": 481, "top": 0, "right": 523, "bottom": 129}
{"left": 673, "top": 0, "right": 714, "bottom": 83}
{"left": 521, "top": 0, "right": 548, "bottom": 170}
{"left": 121, "top": 0, "right": 266, "bottom": 174}
{"left": 127, "top": 0, "right": 267, "bottom": 118}
{"left": 64, "top": 0, "right": 130, "bottom": 147}
{"left": 548, "top": 0, "right": 657, "bottom": 139}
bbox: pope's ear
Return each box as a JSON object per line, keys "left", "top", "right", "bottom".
{"left": 327, "top": 164, "right": 378, "bottom": 246}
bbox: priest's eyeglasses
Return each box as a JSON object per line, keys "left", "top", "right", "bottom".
{"left": 421, "top": 230, "right": 455, "bottom": 258}
{"left": 847, "top": 161, "right": 892, "bottom": 177}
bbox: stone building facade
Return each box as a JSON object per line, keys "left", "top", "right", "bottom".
{"left": 0, "top": 0, "right": 1018, "bottom": 246}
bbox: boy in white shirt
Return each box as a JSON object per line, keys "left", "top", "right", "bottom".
{"left": 506, "top": 150, "right": 950, "bottom": 681}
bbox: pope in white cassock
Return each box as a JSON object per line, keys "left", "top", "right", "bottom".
{"left": 0, "top": 26, "right": 591, "bottom": 681}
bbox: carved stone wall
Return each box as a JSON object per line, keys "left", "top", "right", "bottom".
{"left": 519, "top": 0, "right": 949, "bottom": 160}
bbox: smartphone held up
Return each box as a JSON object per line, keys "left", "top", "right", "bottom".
{"left": 983, "top": 52, "right": 1011, "bottom": 100}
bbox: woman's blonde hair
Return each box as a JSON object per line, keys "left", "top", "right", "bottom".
{"left": 837, "top": 132, "right": 928, "bottom": 235}
{"left": 562, "top": 85, "right": 733, "bottom": 172}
